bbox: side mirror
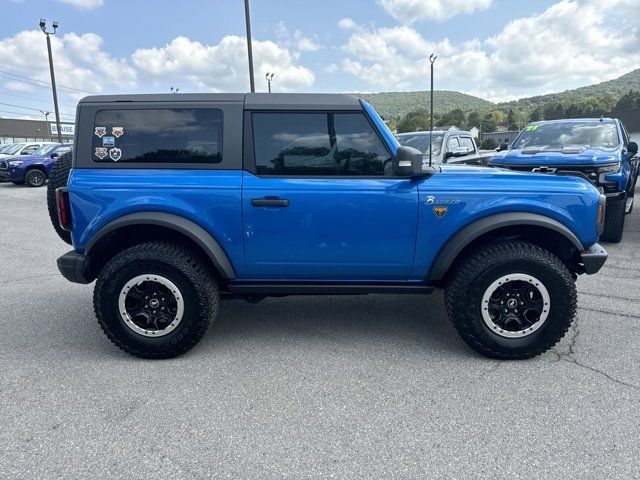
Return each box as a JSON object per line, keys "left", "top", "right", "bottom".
{"left": 628, "top": 141, "right": 638, "bottom": 156}
{"left": 497, "top": 143, "right": 509, "bottom": 152}
{"left": 50, "top": 152, "right": 59, "bottom": 159}
{"left": 394, "top": 146, "right": 429, "bottom": 177}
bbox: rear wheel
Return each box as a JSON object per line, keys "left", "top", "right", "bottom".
{"left": 600, "top": 197, "right": 625, "bottom": 243}
{"left": 46, "top": 152, "right": 73, "bottom": 245}
{"left": 94, "top": 241, "right": 219, "bottom": 359}
{"left": 25, "top": 168, "right": 46, "bottom": 187}
{"left": 445, "top": 241, "right": 576, "bottom": 359}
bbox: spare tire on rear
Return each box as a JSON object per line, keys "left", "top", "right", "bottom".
{"left": 47, "top": 151, "right": 73, "bottom": 245}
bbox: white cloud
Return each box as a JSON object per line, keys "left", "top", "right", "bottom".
{"left": 58, "top": 0, "right": 103, "bottom": 10}
{"left": 274, "top": 21, "right": 321, "bottom": 53}
{"left": 378, "top": 0, "right": 492, "bottom": 24}
{"left": 0, "top": 30, "right": 136, "bottom": 99}
{"left": 338, "top": 18, "right": 358, "bottom": 30}
{"left": 132, "top": 35, "right": 315, "bottom": 92}
{"left": 340, "top": 0, "right": 640, "bottom": 101}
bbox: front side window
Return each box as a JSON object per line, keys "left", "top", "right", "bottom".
{"left": 22, "top": 145, "right": 40, "bottom": 155}
{"left": 92, "top": 109, "right": 223, "bottom": 164}
{"left": 459, "top": 136, "right": 475, "bottom": 152}
{"left": 252, "top": 112, "right": 392, "bottom": 176}
{"left": 447, "top": 136, "right": 460, "bottom": 150}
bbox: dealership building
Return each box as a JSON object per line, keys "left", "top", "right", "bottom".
{"left": 0, "top": 117, "right": 75, "bottom": 144}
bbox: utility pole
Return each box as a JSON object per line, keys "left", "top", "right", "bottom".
{"left": 244, "top": 0, "right": 255, "bottom": 92}
{"left": 39, "top": 19, "right": 62, "bottom": 143}
{"left": 39, "top": 110, "right": 52, "bottom": 141}
{"left": 428, "top": 53, "right": 437, "bottom": 167}
{"left": 265, "top": 72, "right": 274, "bottom": 93}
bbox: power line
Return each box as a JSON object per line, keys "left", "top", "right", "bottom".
{"left": 0, "top": 101, "right": 75, "bottom": 118}
{"left": 0, "top": 70, "right": 98, "bottom": 95}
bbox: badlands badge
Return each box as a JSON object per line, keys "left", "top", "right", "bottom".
{"left": 94, "top": 126, "right": 107, "bottom": 138}
{"left": 109, "top": 148, "right": 122, "bottom": 161}
{"left": 433, "top": 206, "right": 448, "bottom": 218}
{"left": 112, "top": 127, "right": 124, "bottom": 138}
{"left": 95, "top": 147, "right": 108, "bottom": 160}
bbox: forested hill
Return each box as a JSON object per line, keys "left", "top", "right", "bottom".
{"left": 356, "top": 90, "right": 494, "bottom": 120}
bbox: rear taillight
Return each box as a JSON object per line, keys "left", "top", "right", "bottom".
{"left": 56, "top": 187, "right": 72, "bottom": 231}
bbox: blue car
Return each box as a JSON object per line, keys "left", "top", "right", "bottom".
{"left": 53, "top": 93, "right": 607, "bottom": 360}
{"left": 0, "top": 143, "right": 73, "bottom": 187}
{"left": 490, "top": 118, "right": 639, "bottom": 242}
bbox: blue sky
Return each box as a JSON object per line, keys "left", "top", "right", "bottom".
{"left": 1, "top": 0, "right": 638, "bottom": 121}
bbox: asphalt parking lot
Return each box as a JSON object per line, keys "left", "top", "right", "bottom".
{"left": 0, "top": 182, "right": 638, "bottom": 479}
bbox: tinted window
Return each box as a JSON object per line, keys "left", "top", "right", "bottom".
{"left": 459, "top": 136, "right": 475, "bottom": 151}
{"left": 92, "top": 109, "right": 223, "bottom": 163}
{"left": 253, "top": 112, "right": 392, "bottom": 176}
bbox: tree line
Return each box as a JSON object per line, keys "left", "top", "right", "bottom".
{"left": 394, "top": 89, "right": 640, "bottom": 144}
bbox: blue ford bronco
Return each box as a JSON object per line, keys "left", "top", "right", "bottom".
{"left": 52, "top": 93, "right": 608, "bottom": 360}
{"left": 489, "top": 118, "right": 639, "bottom": 243}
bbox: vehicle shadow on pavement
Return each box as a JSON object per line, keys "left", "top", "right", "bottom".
{"left": 200, "top": 291, "right": 474, "bottom": 358}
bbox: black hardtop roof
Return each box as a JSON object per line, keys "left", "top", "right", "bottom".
{"left": 78, "top": 93, "right": 362, "bottom": 110}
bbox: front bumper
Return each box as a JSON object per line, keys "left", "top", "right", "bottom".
{"left": 57, "top": 250, "right": 95, "bottom": 284}
{"left": 0, "top": 168, "right": 23, "bottom": 182}
{"left": 579, "top": 243, "right": 608, "bottom": 275}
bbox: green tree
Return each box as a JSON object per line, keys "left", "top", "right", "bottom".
{"left": 491, "top": 110, "right": 507, "bottom": 126}
{"left": 613, "top": 90, "right": 640, "bottom": 111}
{"left": 396, "top": 109, "right": 430, "bottom": 133}
{"left": 529, "top": 106, "right": 544, "bottom": 122}
{"left": 480, "top": 138, "right": 498, "bottom": 149}
{"left": 480, "top": 112, "right": 497, "bottom": 133}
{"left": 438, "top": 108, "right": 466, "bottom": 128}
{"left": 507, "top": 109, "right": 518, "bottom": 130}
{"left": 466, "top": 110, "right": 482, "bottom": 129}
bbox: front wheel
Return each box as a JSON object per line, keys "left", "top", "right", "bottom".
{"left": 600, "top": 198, "right": 625, "bottom": 243}
{"left": 94, "top": 241, "right": 219, "bottom": 359}
{"left": 445, "top": 241, "right": 576, "bottom": 359}
{"left": 25, "top": 169, "right": 46, "bottom": 187}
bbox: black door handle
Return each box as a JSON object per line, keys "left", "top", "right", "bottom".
{"left": 251, "top": 197, "right": 289, "bottom": 207}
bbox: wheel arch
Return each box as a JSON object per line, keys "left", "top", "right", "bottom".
{"left": 427, "top": 212, "right": 584, "bottom": 283}
{"left": 25, "top": 164, "right": 48, "bottom": 176}
{"left": 85, "top": 212, "right": 236, "bottom": 282}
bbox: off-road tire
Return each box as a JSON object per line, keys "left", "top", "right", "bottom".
{"left": 445, "top": 241, "right": 576, "bottom": 359}
{"left": 46, "top": 152, "right": 72, "bottom": 245}
{"left": 94, "top": 241, "right": 219, "bottom": 359}
{"left": 600, "top": 198, "right": 625, "bottom": 243}
{"left": 25, "top": 168, "right": 47, "bottom": 187}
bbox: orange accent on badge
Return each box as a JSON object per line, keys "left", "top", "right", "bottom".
{"left": 433, "top": 207, "right": 448, "bottom": 218}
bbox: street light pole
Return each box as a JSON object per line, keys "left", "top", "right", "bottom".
{"left": 428, "top": 53, "right": 437, "bottom": 167}
{"left": 39, "top": 110, "right": 52, "bottom": 141}
{"left": 265, "top": 72, "right": 274, "bottom": 93}
{"left": 244, "top": 0, "right": 256, "bottom": 93}
{"left": 39, "top": 19, "right": 62, "bottom": 143}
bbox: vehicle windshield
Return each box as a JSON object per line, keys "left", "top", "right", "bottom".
{"left": 0, "top": 144, "right": 15, "bottom": 153}
{"left": 397, "top": 133, "right": 444, "bottom": 156}
{"left": 32, "top": 144, "right": 57, "bottom": 156}
{"left": 513, "top": 122, "right": 619, "bottom": 150}
{"left": 2, "top": 143, "right": 26, "bottom": 155}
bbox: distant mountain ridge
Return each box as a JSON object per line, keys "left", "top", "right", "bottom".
{"left": 357, "top": 68, "right": 640, "bottom": 119}
{"left": 356, "top": 90, "right": 494, "bottom": 120}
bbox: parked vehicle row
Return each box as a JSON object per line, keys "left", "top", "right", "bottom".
{"left": 49, "top": 93, "right": 607, "bottom": 361}
{"left": 0, "top": 142, "right": 72, "bottom": 187}
{"left": 396, "top": 118, "right": 639, "bottom": 243}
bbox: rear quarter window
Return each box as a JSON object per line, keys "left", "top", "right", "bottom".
{"left": 91, "top": 108, "right": 223, "bottom": 164}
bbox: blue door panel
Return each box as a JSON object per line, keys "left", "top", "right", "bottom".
{"left": 241, "top": 172, "right": 418, "bottom": 280}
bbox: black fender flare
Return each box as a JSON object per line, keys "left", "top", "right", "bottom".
{"left": 85, "top": 212, "right": 236, "bottom": 279}
{"left": 427, "top": 212, "right": 584, "bottom": 282}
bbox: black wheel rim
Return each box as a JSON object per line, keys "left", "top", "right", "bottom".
{"left": 481, "top": 273, "right": 550, "bottom": 338}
